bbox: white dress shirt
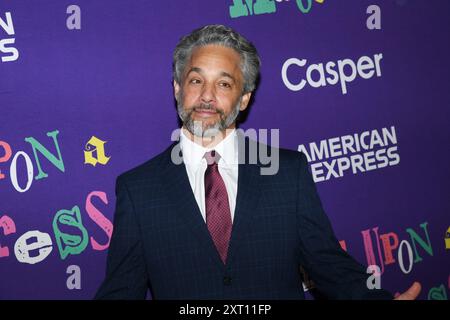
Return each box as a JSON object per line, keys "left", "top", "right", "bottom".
{"left": 180, "top": 128, "right": 239, "bottom": 223}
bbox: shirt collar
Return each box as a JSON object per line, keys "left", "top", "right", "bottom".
{"left": 180, "top": 127, "right": 238, "bottom": 167}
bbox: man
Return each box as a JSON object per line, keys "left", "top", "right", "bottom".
{"left": 95, "top": 25, "right": 420, "bottom": 300}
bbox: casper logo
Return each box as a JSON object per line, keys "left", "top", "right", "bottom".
{"left": 0, "top": 12, "right": 19, "bottom": 62}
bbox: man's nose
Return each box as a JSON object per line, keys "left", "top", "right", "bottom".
{"left": 200, "top": 83, "right": 216, "bottom": 104}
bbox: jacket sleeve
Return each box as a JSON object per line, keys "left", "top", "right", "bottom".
{"left": 295, "top": 152, "right": 393, "bottom": 300}
{"left": 94, "top": 175, "right": 149, "bottom": 299}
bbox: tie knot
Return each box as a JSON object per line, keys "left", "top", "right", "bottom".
{"left": 204, "top": 150, "right": 220, "bottom": 165}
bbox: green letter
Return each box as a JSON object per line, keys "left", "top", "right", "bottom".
{"left": 53, "top": 205, "right": 88, "bottom": 260}
{"left": 296, "top": 0, "right": 312, "bottom": 14}
{"left": 229, "top": 0, "right": 276, "bottom": 18}
{"left": 24, "top": 130, "right": 65, "bottom": 180}
{"left": 406, "top": 222, "right": 433, "bottom": 263}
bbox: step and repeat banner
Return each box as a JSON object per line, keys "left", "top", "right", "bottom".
{"left": 0, "top": 0, "right": 449, "bottom": 299}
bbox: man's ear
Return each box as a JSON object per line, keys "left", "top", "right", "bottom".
{"left": 239, "top": 92, "right": 252, "bottom": 111}
{"left": 173, "top": 80, "right": 181, "bottom": 101}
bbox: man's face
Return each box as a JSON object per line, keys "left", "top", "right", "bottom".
{"left": 174, "top": 44, "right": 252, "bottom": 138}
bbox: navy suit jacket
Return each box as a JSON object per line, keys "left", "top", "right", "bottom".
{"left": 95, "top": 136, "right": 393, "bottom": 300}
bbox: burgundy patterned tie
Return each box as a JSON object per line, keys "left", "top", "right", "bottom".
{"left": 204, "top": 150, "right": 232, "bottom": 264}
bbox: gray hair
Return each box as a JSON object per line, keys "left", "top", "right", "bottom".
{"left": 173, "top": 24, "right": 260, "bottom": 94}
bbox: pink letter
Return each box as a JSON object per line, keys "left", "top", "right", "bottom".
{"left": 0, "top": 215, "right": 16, "bottom": 257}
{"left": 361, "top": 227, "right": 385, "bottom": 275}
{"left": 0, "top": 141, "right": 12, "bottom": 180}
{"left": 86, "top": 191, "right": 113, "bottom": 251}
{"left": 339, "top": 240, "right": 347, "bottom": 252}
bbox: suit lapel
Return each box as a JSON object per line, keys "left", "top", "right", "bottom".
{"left": 161, "top": 143, "right": 226, "bottom": 270}
{"left": 226, "top": 135, "right": 262, "bottom": 268}
{"left": 161, "top": 136, "right": 263, "bottom": 269}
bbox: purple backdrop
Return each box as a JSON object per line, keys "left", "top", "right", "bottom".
{"left": 0, "top": 0, "right": 449, "bottom": 299}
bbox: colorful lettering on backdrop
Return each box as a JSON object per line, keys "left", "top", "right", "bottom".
{"left": 229, "top": 0, "right": 326, "bottom": 18}
{"left": 0, "top": 131, "right": 113, "bottom": 264}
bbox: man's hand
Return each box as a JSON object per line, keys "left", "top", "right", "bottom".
{"left": 394, "top": 282, "right": 422, "bottom": 300}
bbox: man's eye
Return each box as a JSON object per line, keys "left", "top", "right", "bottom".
{"left": 219, "top": 82, "right": 231, "bottom": 88}
{"left": 190, "top": 79, "right": 201, "bottom": 84}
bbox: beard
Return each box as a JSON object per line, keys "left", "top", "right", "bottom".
{"left": 176, "top": 92, "right": 241, "bottom": 138}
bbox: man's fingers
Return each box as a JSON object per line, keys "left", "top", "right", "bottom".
{"left": 395, "top": 282, "right": 422, "bottom": 300}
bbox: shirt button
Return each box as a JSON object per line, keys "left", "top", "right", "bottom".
{"left": 223, "top": 276, "right": 232, "bottom": 286}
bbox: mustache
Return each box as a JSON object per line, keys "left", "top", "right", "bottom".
{"left": 190, "top": 103, "right": 225, "bottom": 115}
